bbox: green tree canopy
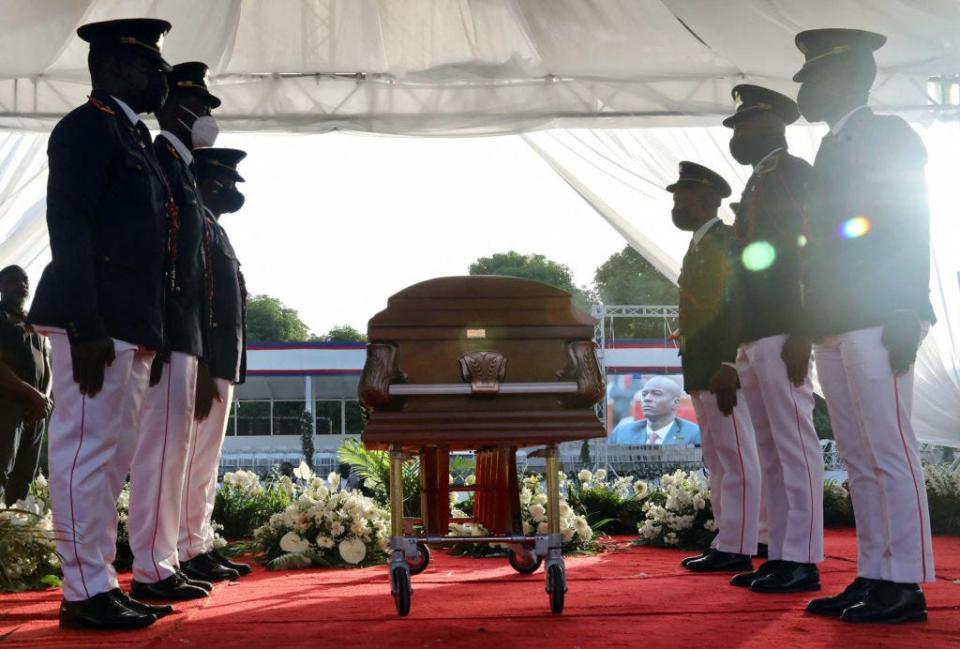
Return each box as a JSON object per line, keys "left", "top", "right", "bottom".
{"left": 320, "top": 325, "right": 367, "bottom": 342}
{"left": 245, "top": 294, "right": 313, "bottom": 342}
{"left": 468, "top": 251, "right": 595, "bottom": 309}
{"left": 593, "top": 246, "right": 678, "bottom": 339}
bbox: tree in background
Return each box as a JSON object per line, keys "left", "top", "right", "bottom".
{"left": 320, "top": 325, "right": 367, "bottom": 342}
{"left": 469, "top": 251, "right": 595, "bottom": 310}
{"left": 246, "top": 294, "right": 313, "bottom": 342}
{"left": 593, "top": 246, "right": 678, "bottom": 340}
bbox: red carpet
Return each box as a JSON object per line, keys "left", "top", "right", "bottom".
{"left": 2, "top": 529, "right": 958, "bottom": 648}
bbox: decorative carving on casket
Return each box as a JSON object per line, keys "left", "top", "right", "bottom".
{"left": 458, "top": 351, "right": 508, "bottom": 395}
{"left": 557, "top": 340, "right": 605, "bottom": 408}
{"left": 359, "top": 343, "right": 407, "bottom": 410}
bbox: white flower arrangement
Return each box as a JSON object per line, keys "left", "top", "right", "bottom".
{"left": 449, "top": 472, "right": 597, "bottom": 557}
{"left": 0, "top": 477, "right": 60, "bottom": 592}
{"left": 635, "top": 469, "right": 716, "bottom": 549}
{"left": 253, "top": 474, "right": 390, "bottom": 569}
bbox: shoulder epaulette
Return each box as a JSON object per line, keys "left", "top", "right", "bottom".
{"left": 165, "top": 142, "right": 181, "bottom": 161}
{"left": 87, "top": 96, "right": 117, "bottom": 116}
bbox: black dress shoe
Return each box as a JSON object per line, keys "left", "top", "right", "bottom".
{"left": 109, "top": 588, "right": 174, "bottom": 619}
{"left": 730, "top": 559, "right": 783, "bottom": 588}
{"left": 756, "top": 543, "right": 768, "bottom": 558}
{"left": 132, "top": 574, "right": 209, "bottom": 601}
{"left": 176, "top": 570, "right": 214, "bottom": 592}
{"left": 750, "top": 561, "right": 820, "bottom": 593}
{"left": 59, "top": 591, "right": 156, "bottom": 630}
{"left": 182, "top": 552, "right": 240, "bottom": 582}
{"left": 807, "top": 577, "right": 881, "bottom": 617}
{"left": 686, "top": 550, "right": 753, "bottom": 573}
{"left": 680, "top": 549, "right": 713, "bottom": 568}
{"left": 841, "top": 581, "right": 928, "bottom": 624}
{"left": 212, "top": 549, "right": 252, "bottom": 576}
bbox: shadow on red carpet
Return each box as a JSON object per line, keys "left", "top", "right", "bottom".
{"left": 1, "top": 529, "right": 958, "bottom": 648}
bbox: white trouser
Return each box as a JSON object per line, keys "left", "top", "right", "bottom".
{"left": 738, "top": 335, "right": 824, "bottom": 564}
{"left": 692, "top": 390, "right": 761, "bottom": 556}
{"left": 179, "top": 378, "right": 233, "bottom": 562}
{"left": 128, "top": 352, "right": 198, "bottom": 583}
{"left": 814, "top": 326, "right": 934, "bottom": 583}
{"left": 45, "top": 333, "right": 154, "bottom": 602}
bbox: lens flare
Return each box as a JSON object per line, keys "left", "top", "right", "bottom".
{"left": 741, "top": 241, "right": 776, "bottom": 272}
{"left": 797, "top": 234, "right": 808, "bottom": 247}
{"left": 839, "top": 216, "right": 872, "bottom": 240}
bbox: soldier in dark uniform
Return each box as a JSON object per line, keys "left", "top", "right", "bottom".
{"left": 178, "top": 148, "right": 252, "bottom": 580}
{"left": 26, "top": 18, "right": 176, "bottom": 630}
{"left": 786, "top": 28, "right": 936, "bottom": 624}
{"left": 721, "top": 86, "right": 824, "bottom": 594}
{"left": 0, "top": 265, "right": 52, "bottom": 506}
{"left": 668, "top": 162, "right": 762, "bottom": 574}
{"left": 127, "top": 61, "right": 232, "bottom": 602}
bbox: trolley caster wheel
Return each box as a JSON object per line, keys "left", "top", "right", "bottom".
{"left": 546, "top": 564, "right": 566, "bottom": 614}
{"left": 406, "top": 543, "right": 431, "bottom": 575}
{"left": 391, "top": 566, "right": 412, "bottom": 616}
{"left": 508, "top": 548, "right": 543, "bottom": 574}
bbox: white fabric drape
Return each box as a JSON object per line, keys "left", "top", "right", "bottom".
{"left": 0, "top": 133, "right": 50, "bottom": 278}
{"left": 524, "top": 124, "right": 960, "bottom": 447}
{"left": 3, "top": 1, "right": 960, "bottom": 134}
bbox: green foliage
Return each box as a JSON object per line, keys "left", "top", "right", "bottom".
{"left": 337, "top": 439, "right": 421, "bottom": 517}
{"left": 468, "top": 250, "right": 595, "bottom": 310}
{"left": 822, "top": 480, "right": 855, "bottom": 528}
{"left": 320, "top": 325, "right": 367, "bottom": 342}
{"left": 300, "top": 410, "right": 315, "bottom": 471}
{"left": 246, "top": 294, "right": 314, "bottom": 342}
{"left": 813, "top": 394, "right": 834, "bottom": 440}
{"left": 925, "top": 463, "right": 960, "bottom": 535}
{"left": 213, "top": 471, "right": 293, "bottom": 539}
{"left": 593, "top": 246, "right": 679, "bottom": 338}
{"left": 0, "top": 479, "right": 59, "bottom": 593}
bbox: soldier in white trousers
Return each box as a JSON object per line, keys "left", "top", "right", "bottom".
{"left": 27, "top": 18, "right": 178, "bottom": 630}
{"left": 721, "top": 85, "right": 824, "bottom": 593}
{"left": 178, "top": 147, "right": 252, "bottom": 579}
{"left": 128, "top": 61, "right": 233, "bottom": 602}
{"left": 787, "top": 28, "right": 935, "bottom": 623}
{"left": 667, "top": 162, "right": 762, "bottom": 574}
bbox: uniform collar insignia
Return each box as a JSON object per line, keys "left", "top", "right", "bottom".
{"left": 87, "top": 95, "right": 117, "bottom": 116}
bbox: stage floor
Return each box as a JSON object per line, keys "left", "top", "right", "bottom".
{"left": 1, "top": 529, "right": 958, "bottom": 648}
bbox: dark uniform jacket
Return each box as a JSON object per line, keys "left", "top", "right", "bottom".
{"left": 801, "top": 108, "right": 935, "bottom": 337}
{"left": 203, "top": 212, "right": 247, "bottom": 384}
{"left": 154, "top": 133, "right": 206, "bottom": 358}
{"left": 28, "top": 91, "right": 169, "bottom": 350}
{"left": 734, "top": 149, "right": 812, "bottom": 343}
{"left": 0, "top": 306, "right": 49, "bottom": 392}
{"left": 678, "top": 220, "right": 740, "bottom": 392}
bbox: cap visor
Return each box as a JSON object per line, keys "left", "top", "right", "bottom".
{"left": 665, "top": 182, "right": 679, "bottom": 193}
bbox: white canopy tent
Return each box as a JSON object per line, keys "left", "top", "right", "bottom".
{"left": 0, "top": 0, "right": 958, "bottom": 445}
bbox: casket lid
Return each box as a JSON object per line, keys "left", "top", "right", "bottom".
{"left": 367, "top": 276, "right": 596, "bottom": 332}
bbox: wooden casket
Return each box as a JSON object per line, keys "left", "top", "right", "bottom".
{"left": 358, "top": 276, "right": 607, "bottom": 450}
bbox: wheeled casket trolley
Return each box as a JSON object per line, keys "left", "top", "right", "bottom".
{"left": 359, "top": 276, "right": 606, "bottom": 616}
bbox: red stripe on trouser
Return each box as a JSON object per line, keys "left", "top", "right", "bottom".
{"left": 791, "top": 388, "right": 815, "bottom": 563}
{"left": 184, "top": 419, "right": 200, "bottom": 554}
{"left": 150, "top": 369, "right": 174, "bottom": 581}
{"left": 730, "top": 410, "right": 747, "bottom": 555}
{"left": 893, "top": 375, "right": 927, "bottom": 580}
{"left": 68, "top": 396, "right": 90, "bottom": 599}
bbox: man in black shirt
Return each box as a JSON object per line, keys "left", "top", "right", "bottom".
{"left": 0, "top": 265, "right": 52, "bottom": 506}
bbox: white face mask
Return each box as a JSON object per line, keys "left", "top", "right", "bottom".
{"left": 178, "top": 105, "right": 220, "bottom": 148}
